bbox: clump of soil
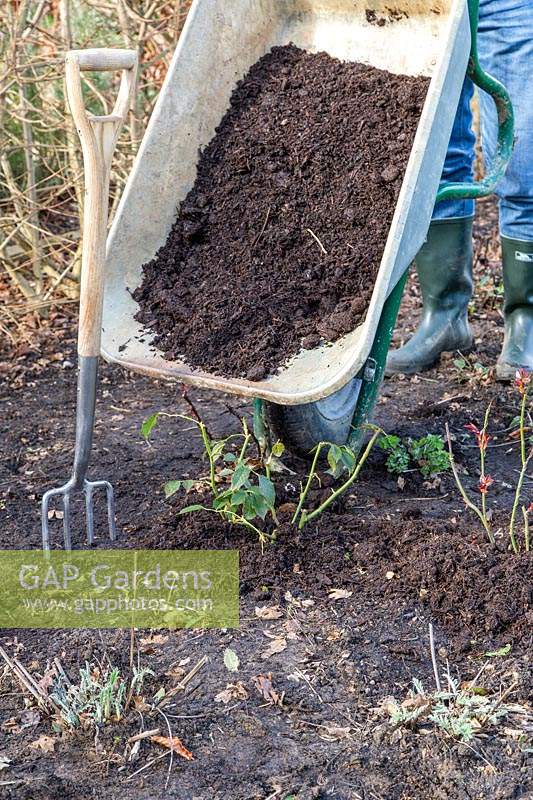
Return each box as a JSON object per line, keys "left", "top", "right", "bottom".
{"left": 133, "top": 44, "right": 429, "bottom": 379}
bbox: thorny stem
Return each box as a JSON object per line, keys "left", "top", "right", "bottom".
{"left": 509, "top": 386, "right": 530, "bottom": 554}
{"left": 509, "top": 447, "right": 532, "bottom": 555}
{"left": 299, "top": 429, "right": 381, "bottom": 529}
{"left": 480, "top": 403, "right": 491, "bottom": 528}
{"left": 291, "top": 443, "right": 324, "bottom": 525}
{"left": 445, "top": 423, "right": 495, "bottom": 545}
{"left": 198, "top": 421, "right": 217, "bottom": 496}
{"left": 521, "top": 505, "right": 530, "bottom": 553}
{"left": 519, "top": 389, "right": 527, "bottom": 468}
{"left": 237, "top": 419, "right": 251, "bottom": 464}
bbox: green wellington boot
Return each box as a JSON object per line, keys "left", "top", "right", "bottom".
{"left": 385, "top": 217, "right": 474, "bottom": 376}
{"left": 496, "top": 237, "right": 533, "bottom": 381}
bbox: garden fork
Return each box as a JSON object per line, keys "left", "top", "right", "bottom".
{"left": 41, "top": 49, "right": 138, "bottom": 550}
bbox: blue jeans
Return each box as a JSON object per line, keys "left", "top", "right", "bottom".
{"left": 433, "top": 0, "right": 533, "bottom": 241}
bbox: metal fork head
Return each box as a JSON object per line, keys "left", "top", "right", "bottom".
{"left": 41, "top": 478, "right": 116, "bottom": 551}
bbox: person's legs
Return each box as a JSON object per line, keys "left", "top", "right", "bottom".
{"left": 386, "top": 80, "right": 476, "bottom": 375}
{"left": 478, "top": 0, "right": 533, "bottom": 377}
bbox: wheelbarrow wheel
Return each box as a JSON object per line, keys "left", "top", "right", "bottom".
{"left": 262, "top": 273, "right": 411, "bottom": 459}
{"left": 264, "top": 377, "right": 362, "bottom": 457}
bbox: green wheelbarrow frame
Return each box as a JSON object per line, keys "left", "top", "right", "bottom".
{"left": 256, "top": 0, "right": 515, "bottom": 455}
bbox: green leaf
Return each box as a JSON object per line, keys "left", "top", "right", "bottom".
{"left": 247, "top": 489, "right": 269, "bottom": 520}
{"left": 258, "top": 475, "right": 276, "bottom": 508}
{"left": 141, "top": 413, "right": 159, "bottom": 441}
{"left": 211, "top": 440, "right": 226, "bottom": 462}
{"left": 223, "top": 647, "right": 239, "bottom": 673}
{"left": 327, "top": 444, "right": 342, "bottom": 469}
{"left": 223, "top": 452, "right": 237, "bottom": 462}
{"left": 340, "top": 447, "right": 356, "bottom": 472}
{"left": 164, "top": 480, "right": 182, "bottom": 498}
{"left": 178, "top": 504, "right": 206, "bottom": 515}
{"left": 272, "top": 441, "right": 285, "bottom": 458}
{"left": 379, "top": 434, "right": 401, "bottom": 452}
{"left": 231, "top": 463, "right": 251, "bottom": 490}
{"left": 243, "top": 495, "right": 261, "bottom": 521}
{"left": 484, "top": 644, "right": 511, "bottom": 658}
{"left": 326, "top": 444, "right": 344, "bottom": 478}
{"left": 213, "top": 490, "right": 233, "bottom": 510}
{"left": 453, "top": 358, "right": 467, "bottom": 370}
{"left": 232, "top": 489, "right": 247, "bottom": 505}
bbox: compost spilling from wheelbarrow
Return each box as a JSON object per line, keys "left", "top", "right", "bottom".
{"left": 134, "top": 44, "right": 429, "bottom": 380}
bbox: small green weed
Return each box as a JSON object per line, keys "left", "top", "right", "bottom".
{"left": 50, "top": 662, "right": 153, "bottom": 729}
{"left": 409, "top": 434, "right": 450, "bottom": 479}
{"left": 379, "top": 433, "right": 450, "bottom": 479}
{"left": 378, "top": 434, "right": 410, "bottom": 475}
{"left": 386, "top": 675, "right": 515, "bottom": 743}
{"left": 452, "top": 353, "right": 491, "bottom": 385}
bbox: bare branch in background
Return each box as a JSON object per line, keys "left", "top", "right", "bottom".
{"left": 1, "top": 0, "right": 193, "bottom": 332}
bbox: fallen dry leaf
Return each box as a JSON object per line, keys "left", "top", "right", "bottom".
{"left": 321, "top": 724, "right": 352, "bottom": 740}
{"left": 284, "top": 590, "right": 315, "bottom": 609}
{"left": 253, "top": 673, "right": 281, "bottom": 705}
{"left": 150, "top": 734, "right": 193, "bottom": 761}
{"left": 132, "top": 696, "right": 151, "bottom": 713}
{"left": 214, "top": 681, "right": 249, "bottom": 704}
{"left": 261, "top": 637, "right": 287, "bottom": 659}
{"left": 278, "top": 502, "right": 297, "bottom": 515}
{"left": 255, "top": 605, "right": 283, "bottom": 620}
{"left": 139, "top": 633, "right": 168, "bottom": 653}
{"left": 30, "top": 734, "right": 55, "bottom": 754}
{"left": 36, "top": 666, "right": 56, "bottom": 694}
{"left": 328, "top": 588, "right": 353, "bottom": 601}
{"left": 284, "top": 619, "right": 300, "bottom": 640}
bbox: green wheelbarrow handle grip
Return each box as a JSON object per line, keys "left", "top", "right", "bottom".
{"left": 435, "top": 0, "right": 515, "bottom": 204}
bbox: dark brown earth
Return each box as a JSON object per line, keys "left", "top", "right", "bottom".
{"left": 0, "top": 202, "right": 532, "bottom": 799}
{"left": 133, "top": 44, "right": 429, "bottom": 380}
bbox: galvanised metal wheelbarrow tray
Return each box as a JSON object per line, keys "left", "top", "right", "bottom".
{"left": 102, "top": 0, "right": 512, "bottom": 451}
{"left": 41, "top": 0, "right": 513, "bottom": 547}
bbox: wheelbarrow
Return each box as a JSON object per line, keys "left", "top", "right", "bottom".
{"left": 42, "top": 0, "right": 514, "bottom": 548}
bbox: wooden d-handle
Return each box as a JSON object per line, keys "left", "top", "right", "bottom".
{"left": 65, "top": 49, "right": 138, "bottom": 358}
{"left": 71, "top": 48, "right": 137, "bottom": 72}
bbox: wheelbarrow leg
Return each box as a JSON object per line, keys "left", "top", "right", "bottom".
{"left": 348, "top": 269, "right": 410, "bottom": 451}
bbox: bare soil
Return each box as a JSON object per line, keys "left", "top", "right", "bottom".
{"left": 133, "top": 44, "right": 428, "bottom": 380}
{"left": 0, "top": 200, "right": 531, "bottom": 799}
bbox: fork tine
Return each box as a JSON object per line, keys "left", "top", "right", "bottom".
{"left": 85, "top": 483, "right": 95, "bottom": 546}
{"left": 86, "top": 480, "right": 117, "bottom": 542}
{"left": 105, "top": 483, "right": 117, "bottom": 542}
{"left": 63, "top": 492, "right": 72, "bottom": 551}
{"left": 41, "top": 486, "right": 67, "bottom": 551}
{"left": 41, "top": 489, "right": 53, "bottom": 551}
